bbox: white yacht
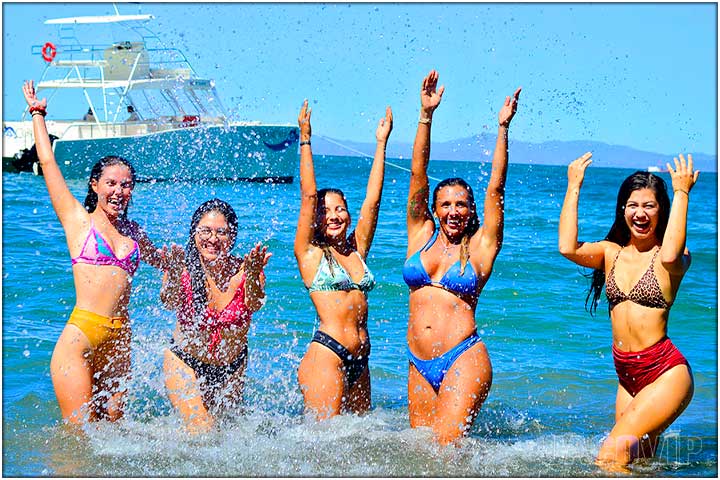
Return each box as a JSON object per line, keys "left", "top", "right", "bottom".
{"left": 2, "top": 9, "right": 298, "bottom": 182}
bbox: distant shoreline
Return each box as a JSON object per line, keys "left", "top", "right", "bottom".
{"left": 311, "top": 135, "right": 718, "bottom": 173}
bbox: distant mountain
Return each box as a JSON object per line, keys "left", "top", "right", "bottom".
{"left": 312, "top": 134, "right": 717, "bottom": 172}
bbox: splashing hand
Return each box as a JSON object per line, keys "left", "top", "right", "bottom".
{"left": 163, "top": 243, "right": 186, "bottom": 277}
{"left": 244, "top": 242, "right": 271, "bottom": 277}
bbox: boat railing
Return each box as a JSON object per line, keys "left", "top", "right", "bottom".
{"left": 56, "top": 115, "right": 228, "bottom": 141}
{"left": 32, "top": 42, "right": 199, "bottom": 81}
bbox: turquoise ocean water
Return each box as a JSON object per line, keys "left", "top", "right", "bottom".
{"left": 2, "top": 156, "right": 717, "bottom": 476}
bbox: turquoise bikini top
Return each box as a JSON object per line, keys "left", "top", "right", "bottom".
{"left": 402, "top": 229, "right": 478, "bottom": 297}
{"left": 307, "top": 250, "right": 375, "bottom": 294}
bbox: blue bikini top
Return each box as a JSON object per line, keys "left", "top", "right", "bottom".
{"left": 308, "top": 250, "right": 375, "bottom": 294}
{"left": 402, "top": 229, "right": 478, "bottom": 297}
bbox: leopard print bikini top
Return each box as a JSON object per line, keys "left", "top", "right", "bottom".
{"left": 605, "top": 246, "right": 671, "bottom": 310}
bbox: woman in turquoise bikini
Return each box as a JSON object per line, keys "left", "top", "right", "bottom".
{"left": 294, "top": 99, "right": 393, "bottom": 419}
{"left": 23, "top": 81, "right": 164, "bottom": 424}
{"left": 403, "top": 70, "right": 520, "bottom": 444}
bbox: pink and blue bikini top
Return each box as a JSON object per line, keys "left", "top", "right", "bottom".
{"left": 71, "top": 220, "right": 140, "bottom": 276}
{"left": 402, "top": 229, "right": 478, "bottom": 297}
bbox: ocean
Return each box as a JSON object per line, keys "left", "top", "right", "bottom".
{"left": 2, "top": 156, "right": 717, "bottom": 476}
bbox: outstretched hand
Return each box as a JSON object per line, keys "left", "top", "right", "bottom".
{"left": 22, "top": 80, "right": 47, "bottom": 110}
{"left": 498, "top": 87, "right": 521, "bottom": 127}
{"left": 420, "top": 70, "right": 445, "bottom": 114}
{"left": 567, "top": 152, "right": 593, "bottom": 188}
{"left": 667, "top": 153, "right": 699, "bottom": 195}
{"left": 298, "top": 99, "right": 312, "bottom": 141}
{"left": 376, "top": 106, "right": 393, "bottom": 142}
{"left": 244, "top": 242, "right": 271, "bottom": 276}
{"left": 162, "top": 243, "right": 186, "bottom": 276}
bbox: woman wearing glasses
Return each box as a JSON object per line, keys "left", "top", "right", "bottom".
{"left": 160, "top": 199, "right": 270, "bottom": 433}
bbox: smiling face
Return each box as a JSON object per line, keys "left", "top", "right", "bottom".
{"left": 90, "top": 164, "right": 134, "bottom": 218}
{"left": 317, "top": 192, "right": 350, "bottom": 243}
{"left": 193, "top": 210, "right": 232, "bottom": 264}
{"left": 434, "top": 185, "right": 474, "bottom": 240}
{"left": 624, "top": 188, "right": 660, "bottom": 241}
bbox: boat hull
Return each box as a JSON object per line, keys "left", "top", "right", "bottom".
{"left": 48, "top": 124, "right": 298, "bottom": 182}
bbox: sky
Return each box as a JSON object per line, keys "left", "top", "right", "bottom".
{"left": 2, "top": 2, "right": 717, "bottom": 156}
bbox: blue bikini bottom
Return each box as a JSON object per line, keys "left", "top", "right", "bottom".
{"left": 407, "top": 330, "right": 482, "bottom": 392}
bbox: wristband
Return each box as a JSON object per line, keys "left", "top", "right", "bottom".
{"left": 29, "top": 105, "right": 47, "bottom": 117}
{"left": 300, "top": 140, "right": 311, "bottom": 146}
{"left": 673, "top": 189, "right": 689, "bottom": 196}
{"left": 418, "top": 116, "right": 431, "bottom": 125}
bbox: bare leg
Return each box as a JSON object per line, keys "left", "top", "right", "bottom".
{"left": 596, "top": 364, "right": 694, "bottom": 471}
{"left": 50, "top": 324, "right": 94, "bottom": 424}
{"left": 93, "top": 326, "right": 131, "bottom": 421}
{"left": 163, "top": 348, "right": 214, "bottom": 434}
{"left": 407, "top": 362, "right": 437, "bottom": 428}
{"left": 433, "top": 341, "right": 492, "bottom": 445}
{"left": 297, "top": 342, "right": 344, "bottom": 420}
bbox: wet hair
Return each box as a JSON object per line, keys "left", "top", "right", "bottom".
{"left": 432, "top": 178, "right": 480, "bottom": 274}
{"left": 83, "top": 156, "right": 136, "bottom": 217}
{"left": 184, "top": 199, "right": 239, "bottom": 320}
{"left": 312, "top": 188, "right": 349, "bottom": 272}
{"left": 585, "top": 171, "right": 670, "bottom": 314}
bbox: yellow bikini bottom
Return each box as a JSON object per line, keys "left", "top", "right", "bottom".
{"left": 67, "top": 307, "right": 128, "bottom": 349}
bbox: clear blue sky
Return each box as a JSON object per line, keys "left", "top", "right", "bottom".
{"left": 2, "top": 2, "right": 717, "bottom": 155}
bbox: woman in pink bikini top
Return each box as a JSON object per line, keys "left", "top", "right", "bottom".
{"left": 160, "top": 198, "right": 270, "bottom": 434}
{"left": 23, "top": 81, "right": 165, "bottom": 426}
{"left": 559, "top": 152, "right": 699, "bottom": 471}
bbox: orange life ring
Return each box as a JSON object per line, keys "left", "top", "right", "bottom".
{"left": 41, "top": 42, "right": 57, "bottom": 62}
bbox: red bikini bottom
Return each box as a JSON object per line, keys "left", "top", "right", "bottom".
{"left": 612, "top": 336, "right": 688, "bottom": 397}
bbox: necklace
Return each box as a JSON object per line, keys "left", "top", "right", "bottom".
{"left": 439, "top": 234, "right": 460, "bottom": 256}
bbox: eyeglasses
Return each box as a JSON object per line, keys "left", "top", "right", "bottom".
{"left": 195, "top": 227, "right": 231, "bottom": 240}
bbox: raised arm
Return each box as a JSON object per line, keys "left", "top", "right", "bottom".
{"left": 407, "top": 70, "right": 444, "bottom": 249}
{"left": 353, "top": 106, "right": 393, "bottom": 257}
{"left": 243, "top": 242, "right": 271, "bottom": 312}
{"left": 472, "top": 88, "right": 521, "bottom": 260}
{"left": 558, "top": 152, "right": 607, "bottom": 269}
{"left": 160, "top": 244, "right": 186, "bottom": 310}
{"left": 294, "top": 100, "right": 318, "bottom": 262}
{"left": 660, "top": 153, "right": 699, "bottom": 275}
{"left": 23, "top": 81, "right": 86, "bottom": 227}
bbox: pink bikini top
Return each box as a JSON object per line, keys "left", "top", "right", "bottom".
{"left": 177, "top": 269, "right": 252, "bottom": 353}
{"left": 71, "top": 220, "right": 140, "bottom": 276}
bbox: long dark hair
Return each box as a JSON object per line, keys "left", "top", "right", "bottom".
{"left": 311, "top": 188, "right": 349, "bottom": 272}
{"left": 585, "top": 171, "right": 671, "bottom": 314}
{"left": 185, "top": 199, "right": 239, "bottom": 320}
{"left": 432, "top": 177, "right": 480, "bottom": 275}
{"left": 83, "top": 156, "right": 136, "bottom": 217}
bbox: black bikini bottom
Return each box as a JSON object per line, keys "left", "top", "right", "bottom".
{"left": 170, "top": 341, "right": 248, "bottom": 389}
{"left": 311, "top": 330, "right": 369, "bottom": 388}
